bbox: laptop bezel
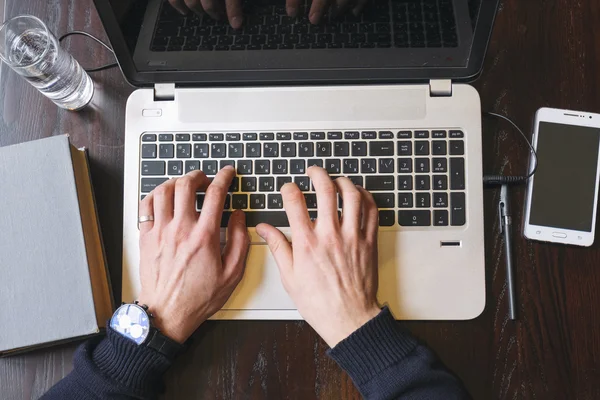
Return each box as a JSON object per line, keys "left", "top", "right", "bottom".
{"left": 93, "top": 0, "right": 499, "bottom": 87}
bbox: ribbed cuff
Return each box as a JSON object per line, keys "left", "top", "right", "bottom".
{"left": 327, "top": 307, "right": 418, "bottom": 386}
{"left": 91, "top": 327, "right": 173, "bottom": 397}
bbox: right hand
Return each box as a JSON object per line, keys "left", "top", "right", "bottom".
{"left": 256, "top": 166, "right": 381, "bottom": 348}
{"left": 169, "top": 0, "right": 370, "bottom": 28}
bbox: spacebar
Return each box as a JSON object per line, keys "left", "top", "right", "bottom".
{"left": 220, "top": 211, "right": 290, "bottom": 227}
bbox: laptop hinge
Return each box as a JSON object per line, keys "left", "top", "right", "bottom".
{"left": 154, "top": 83, "right": 175, "bottom": 101}
{"left": 429, "top": 79, "right": 453, "bottom": 97}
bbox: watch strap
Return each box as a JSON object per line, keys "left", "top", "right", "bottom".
{"left": 146, "top": 329, "right": 184, "bottom": 360}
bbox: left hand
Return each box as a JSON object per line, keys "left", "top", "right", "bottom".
{"left": 137, "top": 167, "right": 249, "bottom": 343}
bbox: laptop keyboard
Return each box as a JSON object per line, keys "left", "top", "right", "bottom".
{"left": 139, "top": 130, "right": 467, "bottom": 228}
{"left": 150, "top": 0, "right": 458, "bottom": 52}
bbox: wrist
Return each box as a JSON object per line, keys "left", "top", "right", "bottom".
{"left": 136, "top": 297, "right": 194, "bottom": 344}
{"left": 320, "top": 305, "right": 381, "bottom": 348}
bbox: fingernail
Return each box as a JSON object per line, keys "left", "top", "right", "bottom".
{"left": 255, "top": 224, "right": 265, "bottom": 237}
{"left": 224, "top": 165, "right": 234, "bottom": 170}
{"left": 231, "top": 16, "right": 242, "bottom": 29}
{"left": 310, "top": 12, "right": 320, "bottom": 24}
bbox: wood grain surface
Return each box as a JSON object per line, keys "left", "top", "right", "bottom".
{"left": 1, "top": 1, "right": 600, "bottom": 399}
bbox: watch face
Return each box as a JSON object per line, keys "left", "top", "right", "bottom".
{"left": 110, "top": 304, "right": 150, "bottom": 345}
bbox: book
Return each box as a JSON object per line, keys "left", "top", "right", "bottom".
{"left": 0, "top": 135, "right": 113, "bottom": 356}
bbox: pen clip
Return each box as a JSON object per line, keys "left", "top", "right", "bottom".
{"left": 499, "top": 201, "right": 505, "bottom": 234}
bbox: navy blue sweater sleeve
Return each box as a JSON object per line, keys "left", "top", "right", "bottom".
{"left": 328, "top": 307, "right": 471, "bottom": 400}
{"left": 42, "top": 327, "right": 172, "bottom": 400}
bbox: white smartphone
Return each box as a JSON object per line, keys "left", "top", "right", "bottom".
{"left": 523, "top": 108, "right": 600, "bottom": 246}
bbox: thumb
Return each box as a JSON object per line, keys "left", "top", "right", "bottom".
{"left": 256, "top": 224, "right": 293, "bottom": 274}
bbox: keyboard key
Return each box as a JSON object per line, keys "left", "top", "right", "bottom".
{"left": 433, "top": 175, "right": 448, "bottom": 190}
{"left": 415, "top": 175, "right": 430, "bottom": 190}
{"left": 242, "top": 177, "right": 257, "bottom": 192}
{"left": 432, "top": 130, "right": 447, "bottom": 138}
{"left": 379, "top": 210, "right": 395, "bottom": 226}
{"left": 398, "top": 158, "right": 412, "bottom": 173}
{"left": 433, "top": 193, "right": 448, "bottom": 208}
{"left": 275, "top": 132, "right": 291, "bottom": 141}
{"left": 290, "top": 159, "right": 305, "bottom": 174}
{"left": 372, "top": 193, "right": 394, "bottom": 208}
{"left": 273, "top": 159, "right": 288, "bottom": 174}
{"left": 294, "top": 132, "right": 308, "bottom": 140}
{"left": 449, "top": 130, "right": 464, "bottom": 138}
{"left": 264, "top": 143, "right": 279, "bottom": 157}
{"left": 352, "top": 142, "right": 367, "bottom": 156}
{"left": 379, "top": 158, "right": 394, "bottom": 173}
{"left": 159, "top": 144, "right": 174, "bottom": 158}
{"left": 334, "top": 142, "right": 350, "bottom": 156}
{"left": 299, "top": 142, "right": 314, "bottom": 157}
{"left": 220, "top": 160, "right": 235, "bottom": 170}
{"left": 433, "top": 158, "right": 448, "bottom": 172}
{"left": 202, "top": 160, "right": 218, "bottom": 175}
{"left": 434, "top": 210, "right": 449, "bottom": 226}
{"left": 398, "top": 193, "right": 413, "bottom": 208}
{"left": 176, "top": 144, "right": 192, "bottom": 158}
{"left": 194, "top": 143, "right": 209, "bottom": 158}
{"left": 416, "top": 193, "right": 431, "bottom": 208}
{"left": 209, "top": 133, "right": 224, "bottom": 141}
{"left": 415, "top": 158, "right": 430, "bottom": 173}
{"left": 369, "top": 141, "right": 394, "bottom": 156}
{"left": 142, "top": 144, "right": 157, "bottom": 159}
{"left": 415, "top": 130, "right": 429, "bottom": 138}
{"left": 328, "top": 131, "right": 343, "bottom": 140}
{"left": 142, "top": 134, "right": 156, "bottom": 142}
{"left": 159, "top": 134, "right": 173, "bottom": 141}
{"left": 226, "top": 133, "right": 241, "bottom": 141}
{"left": 344, "top": 131, "right": 360, "bottom": 139}
{"left": 450, "top": 140, "right": 465, "bottom": 155}
{"left": 244, "top": 211, "right": 291, "bottom": 227}
{"left": 211, "top": 143, "right": 226, "bottom": 158}
{"left": 237, "top": 160, "right": 253, "bottom": 175}
{"left": 451, "top": 192, "right": 466, "bottom": 226}
{"left": 307, "top": 159, "right": 323, "bottom": 168}
{"left": 399, "top": 210, "right": 431, "bottom": 226}
{"left": 361, "top": 159, "right": 377, "bottom": 173}
{"left": 281, "top": 142, "right": 296, "bottom": 157}
{"left": 250, "top": 194, "right": 266, "bottom": 209}
{"left": 294, "top": 176, "right": 311, "bottom": 191}
{"left": 321, "top": 159, "right": 339, "bottom": 174}
{"left": 343, "top": 159, "right": 359, "bottom": 174}
{"left": 415, "top": 141, "right": 430, "bottom": 155}
{"left": 304, "top": 194, "right": 318, "bottom": 209}
{"left": 192, "top": 133, "right": 207, "bottom": 141}
{"left": 228, "top": 143, "right": 244, "bottom": 158}
{"left": 141, "top": 178, "right": 168, "bottom": 193}
{"left": 260, "top": 132, "right": 275, "bottom": 141}
{"left": 228, "top": 177, "right": 239, "bottom": 192}
{"left": 243, "top": 132, "right": 257, "bottom": 141}
{"left": 398, "top": 176, "right": 412, "bottom": 190}
{"left": 232, "top": 194, "right": 248, "bottom": 209}
{"left": 397, "top": 131, "right": 412, "bottom": 138}
{"left": 316, "top": 142, "right": 332, "bottom": 157}
{"left": 362, "top": 131, "right": 377, "bottom": 139}
{"left": 256, "top": 160, "right": 271, "bottom": 174}
{"left": 379, "top": 131, "right": 394, "bottom": 139}
{"left": 196, "top": 194, "right": 205, "bottom": 209}
{"left": 432, "top": 140, "right": 447, "bottom": 155}
{"left": 268, "top": 194, "right": 284, "bottom": 209}
{"left": 259, "top": 177, "right": 275, "bottom": 192}
{"left": 246, "top": 143, "right": 262, "bottom": 158}
{"left": 141, "top": 161, "right": 165, "bottom": 176}
{"left": 185, "top": 160, "right": 200, "bottom": 173}
{"left": 398, "top": 141, "right": 412, "bottom": 156}
{"left": 450, "top": 158, "right": 465, "bottom": 190}
{"left": 311, "top": 132, "right": 326, "bottom": 140}
{"left": 176, "top": 133, "right": 190, "bottom": 141}
{"left": 366, "top": 175, "right": 394, "bottom": 191}
{"left": 276, "top": 177, "right": 292, "bottom": 190}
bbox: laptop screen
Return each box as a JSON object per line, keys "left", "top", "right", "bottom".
{"left": 97, "top": 0, "right": 495, "bottom": 84}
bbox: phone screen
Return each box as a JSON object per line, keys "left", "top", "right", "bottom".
{"left": 529, "top": 121, "right": 600, "bottom": 231}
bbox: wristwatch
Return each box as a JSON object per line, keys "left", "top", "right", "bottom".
{"left": 109, "top": 301, "right": 183, "bottom": 359}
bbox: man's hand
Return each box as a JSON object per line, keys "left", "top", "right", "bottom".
{"left": 256, "top": 166, "right": 381, "bottom": 347}
{"left": 168, "top": 0, "right": 369, "bottom": 28}
{"left": 137, "top": 167, "right": 249, "bottom": 344}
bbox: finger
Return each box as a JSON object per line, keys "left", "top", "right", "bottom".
{"left": 309, "top": 0, "right": 329, "bottom": 24}
{"left": 139, "top": 193, "right": 155, "bottom": 234}
{"left": 280, "top": 183, "right": 313, "bottom": 234}
{"left": 256, "top": 223, "right": 293, "bottom": 276}
{"left": 200, "top": 0, "right": 225, "bottom": 21}
{"left": 352, "top": 0, "right": 369, "bottom": 16}
{"left": 169, "top": 0, "right": 190, "bottom": 15}
{"left": 334, "top": 177, "right": 362, "bottom": 232}
{"left": 222, "top": 210, "right": 250, "bottom": 277}
{"left": 183, "top": 0, "right": 205, "bottom": 15}
{"left": 357, "top": 186, "right": 378, "bottom": 239}
{"left": 174, "top": 170, "right": 210, "bottom": 221}
{"left": 152, "top": 179, "right": 177, "bottom": 228}
{"left": 307, "top": 166, "right": 339, "bottom": 226}
{"left": 196, "top": 166, "right": 235, "bottom": 232}
{"left": 286, "top": 0, "right": 302, "bottom": 17}
{"left": 225, "top": 0, "right": 244, "bottom": 29}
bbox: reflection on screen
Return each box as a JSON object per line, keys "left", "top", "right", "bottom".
{"left": 529, "top": 122, "right": 600, "bottom": 231}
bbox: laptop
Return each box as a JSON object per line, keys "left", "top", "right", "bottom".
{"left": 93, "top": 0, "right": 498, "bottom": 320}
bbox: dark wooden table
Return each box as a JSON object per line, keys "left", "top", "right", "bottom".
{"left": 2, "top": 1, "right": 600, "bottom": 399}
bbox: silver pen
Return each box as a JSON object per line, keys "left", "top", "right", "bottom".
{"left": 499, "top": 184, "right": 517, "bottom": 320}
